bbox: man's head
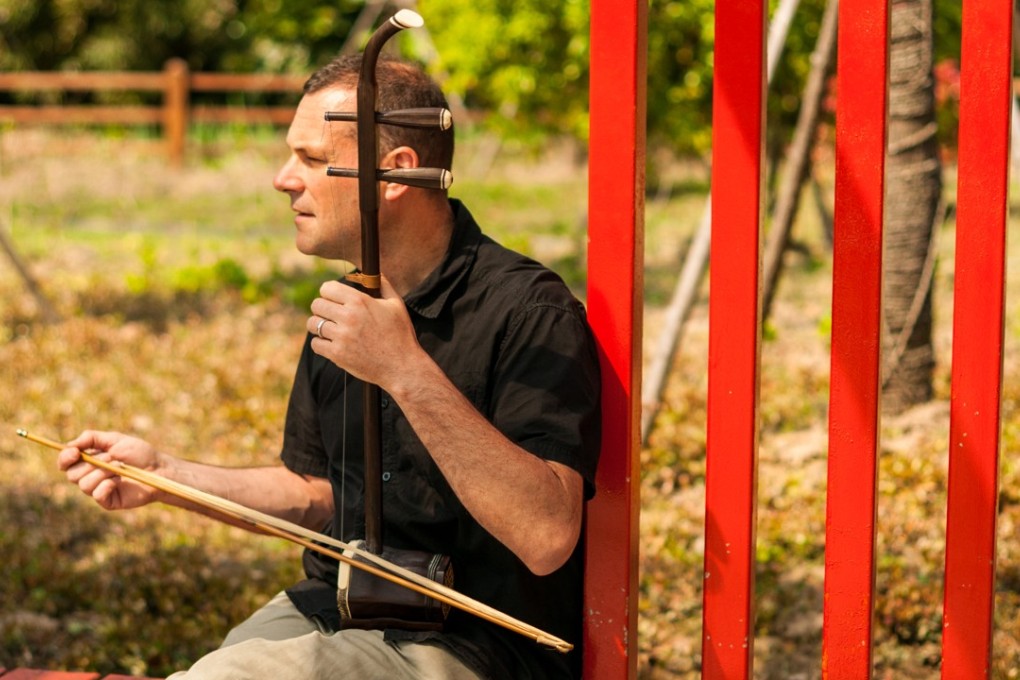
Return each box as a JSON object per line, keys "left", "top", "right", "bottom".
{"left": 303, "top": 54, "right": 454, "bottom": 172}
{"left": 274, "top": 54, "right": 456, "bottom": 268}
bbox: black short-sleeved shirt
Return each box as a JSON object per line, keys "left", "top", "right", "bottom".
{"left": 279, "top": 200, "right": 601, "bottom": 680}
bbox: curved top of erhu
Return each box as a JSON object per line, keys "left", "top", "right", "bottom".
{"left": 344, "top": 8, "right": 451, "bottom": 285}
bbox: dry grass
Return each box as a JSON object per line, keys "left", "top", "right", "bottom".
{"left": 1, "top": 128, "right": 1018, "bottom": 678}
{"left": 638, "top": 171, "right": 1020, "bottom": 678}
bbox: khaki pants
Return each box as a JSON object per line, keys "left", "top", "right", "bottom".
{"left": 166, "top": 591, "right": 481, "bottom": 679}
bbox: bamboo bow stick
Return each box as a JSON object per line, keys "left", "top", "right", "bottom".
{"left": 16, "top": 429, "right": 572, "bottom": 653}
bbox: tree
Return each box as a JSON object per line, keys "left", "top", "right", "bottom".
{"left": 882, "top": 0, "right": 943, "bottom": 413}
{"left": 0, "top": 0, "right": 363, "bottom": 74}
{"left": 419, "top": 0, "right": 590, "bottom": 144}
{"left": 0, "top": 0, "right": 965, "bottom": 164}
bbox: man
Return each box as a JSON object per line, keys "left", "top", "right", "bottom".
{"left": 59, "top": 55, "right": 600, "bottom": 679}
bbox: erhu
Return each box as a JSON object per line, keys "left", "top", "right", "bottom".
{"left": 322, "top": 9, "right": 455, "bottom": 632}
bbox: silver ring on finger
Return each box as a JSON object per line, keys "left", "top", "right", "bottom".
{"left": 315, "top": 318, "right": 328, "bottom": 339}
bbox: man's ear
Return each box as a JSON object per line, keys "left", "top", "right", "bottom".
{"left": 380, "top": 146, "right": 419, "bottom": 201}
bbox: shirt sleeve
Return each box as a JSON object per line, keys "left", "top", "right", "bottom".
{"left": 280, "top": 336, "right": 331, "bottom": 478}
{"left": 489, "top": 298, "right": 602, "bottom": 499}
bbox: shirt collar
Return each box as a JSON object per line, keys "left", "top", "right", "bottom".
{"left": 403, "top": 199, "right": 480, "bottom": 319}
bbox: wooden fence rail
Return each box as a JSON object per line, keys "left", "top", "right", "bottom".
{"left": 0, "top": 60, "right": 305, "bottom": 166}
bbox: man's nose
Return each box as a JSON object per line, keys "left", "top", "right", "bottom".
{"left": 273, "top": 156, "right": 303, "bottom": 193}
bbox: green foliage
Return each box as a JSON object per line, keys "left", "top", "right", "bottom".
{"left": 0, "top": 0, "right": 362, "bottom": 73}
{"left": 646, "top": 0, "right": 715, "bottom": 154}
{"left": 124, "top": 255, "right": 337, "bottom": 312}
{"left": 171, "top": 258, "right": 249, "bottom": 294}
{"left": 421, "top": 0, "right": 590, "bottom": 143}
{"left": 124, "top": 238, "right": 160, "bottom": 296}
{"left": 932, "top": 0, "right": 964, "bottom": 63}
{"left": 228, "top": 0, "right": 364, "bottom": 72}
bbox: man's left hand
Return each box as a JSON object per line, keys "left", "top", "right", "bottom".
{"left": 307, "top": 276, "right": 421, "bottom": 389}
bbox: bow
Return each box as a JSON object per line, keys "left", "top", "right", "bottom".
{"left": 17, "top": 429, "right": 572, "bottom": 652}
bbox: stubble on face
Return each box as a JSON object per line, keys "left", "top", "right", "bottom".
{"left": 282, "top": 88, "right": 362, "bottom": 263}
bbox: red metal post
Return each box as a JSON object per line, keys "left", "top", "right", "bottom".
{"left": 700, "top": 0, "right": 766, "bottom": 677}
{"left": 940, "top": 2, "right": 1013, "bottom": 677}
{"left": 821, "top": 1, "right": 889, "bottom": 677}
{"left": 584, "top": 0, "right": 646, "bottom": 678}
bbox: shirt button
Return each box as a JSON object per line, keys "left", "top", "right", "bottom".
{"left": 382, "top": 471, "right": 392, "bottom": 482}
{"left": 381, "top": 397, "right": 390, "bottom": 408}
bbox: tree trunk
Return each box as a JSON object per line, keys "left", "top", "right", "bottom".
{"left": 882, "top": 0, "right": 942, "bottom": 413}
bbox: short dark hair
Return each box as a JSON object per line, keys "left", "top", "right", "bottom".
{"left": 304, "top": 54, "right": 454, "bottom": 172}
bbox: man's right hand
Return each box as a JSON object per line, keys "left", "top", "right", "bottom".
{"left": 58, "top": 430, "right": 167, "bottom": 511}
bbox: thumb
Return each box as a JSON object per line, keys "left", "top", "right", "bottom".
{"left": 68, "top": 429, "right": 118, "bottom": 453}
{"left": 378, "top": 274, "right": 400, "bottom": 300}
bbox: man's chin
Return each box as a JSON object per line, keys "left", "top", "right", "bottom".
{"left": 294, "top": 239, "right": 349, "bottom": 262}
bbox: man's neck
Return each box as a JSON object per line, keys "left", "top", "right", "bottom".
{"left": 381, "top": 197, "right": 455, "bottom": 297}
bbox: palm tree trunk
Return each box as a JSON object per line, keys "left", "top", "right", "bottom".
{"left": 882, "top": 0, "right": 942, "bottom": 413}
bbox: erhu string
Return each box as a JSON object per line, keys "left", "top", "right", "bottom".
{"left": 322, "top": 100, "right": 351, "bottom": 543}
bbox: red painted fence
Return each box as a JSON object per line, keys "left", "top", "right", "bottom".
{"left": 822, "top": 0, "right": 890, "bottom": 676}
{"left": 941, "top": 2, "right": 1012, "bottom": 678}
{"left": 584, "top": 0, "right": 646, "bottom": 677}
{"left": 701, "top": 1, "right": 766, "bottom": 678}
{"left": 583, "top": 0, "right": 1012, "bottom": 678}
